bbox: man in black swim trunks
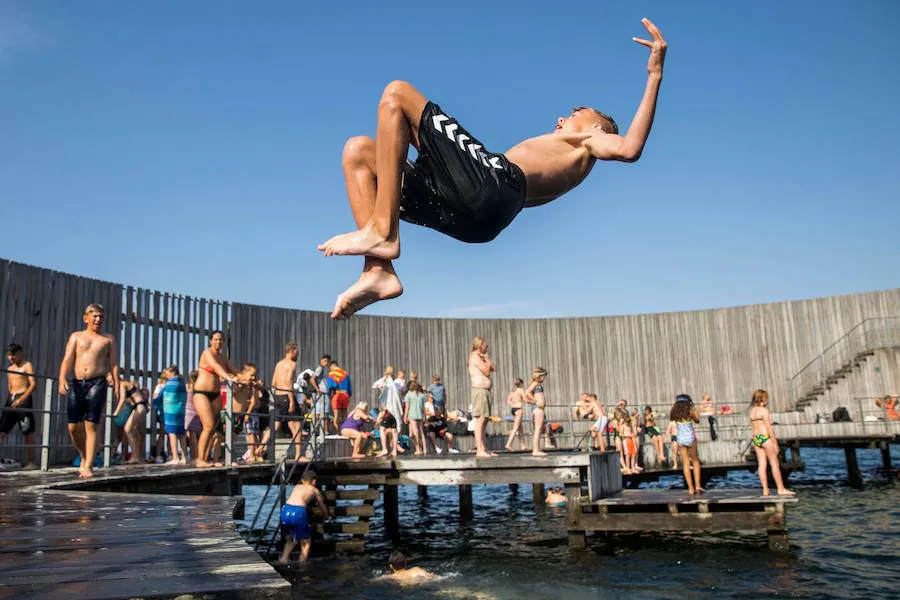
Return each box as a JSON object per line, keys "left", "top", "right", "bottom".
{"left": 58, "top": 304, "right": 119, "bottom": 478}
{"left": 1, "top": 343, "right": 38, "bottom": 469}
{"left": 318, "top": 18, "right": 667, "bottom": 319}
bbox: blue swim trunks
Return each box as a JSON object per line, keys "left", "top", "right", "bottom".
{"left": 281, "top": 504, "right": 311, "bottom": 541}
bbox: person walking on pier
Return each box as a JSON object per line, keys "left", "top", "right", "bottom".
{"left": 505, "top": 378, "right": 527, "bottom": 452}
{"left": 1, "top": 343, "right": 38, "bottom": 470}
{"left": 526, "top": 368, "right": 549, "bottom": 457}
{"left": 670, "top": 395, "right": 703, "bottom": 495}
{"left": 272, "top": 344, "right": 303, "bottom": 461}
{"left": 468, "top": 336, "right": 495, "bottom": 458}
{"left": 58, "top": 304, "right": 120, "bottom": 479}
{"left": 749, "top": 389, "right": 795, "bottom": 497}
{"left": 192, "top": 330, "right": 238, "bottom": 468}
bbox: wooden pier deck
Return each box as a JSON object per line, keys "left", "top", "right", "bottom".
{"left": 0, "top": 467, "right": 290, "bottom": 600}
{"left": 573, "top": 488, "right": 799, "bottom": 551}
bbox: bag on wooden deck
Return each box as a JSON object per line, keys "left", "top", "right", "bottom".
{"left": 832, "top": 406, "right": 852, "bottom": 422}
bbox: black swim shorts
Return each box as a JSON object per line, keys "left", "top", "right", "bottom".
{"left": 0, "top": 395, "right": 36, "bottom": 436}
{"left": 66, "top": 377, "right": 108, "bottom": 424}
{"left": 400, "top": 102, "right": 527, "bottom": 243}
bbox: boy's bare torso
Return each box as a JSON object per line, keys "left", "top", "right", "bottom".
{"left": 287, "top": 482, "right": 326, "bottom": 511}
{"left": 506, "top": 132, "right": 596, "bottom": 206}
{"left": 6, "top": 362, "right": 33, "bottom": 396}
{"left": 72, "top": 331, "right": 113, "bottom": 380}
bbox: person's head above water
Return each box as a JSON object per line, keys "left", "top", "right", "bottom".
{"left": 555, "top": 107, "right": 618, "bottom": 135}
{"left": 388, "top": 551, "right": 407, "bottom": 571}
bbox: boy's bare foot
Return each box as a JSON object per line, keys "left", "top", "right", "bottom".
{"left": 532, "top": 450, "right": 548, "bottom": 457}
{"left": 475, "top": 452, "right": 493, "bottom": 458}
{"left": 165, "top": 459, "right": 179, "bottom": 466}
{"left": 79, "top": 468, "right": 94, "bottom": 479}
{"left": 777, "top": 489, "right": 796, "bottom": 496}
{"left": 696, "top": 487, "right": 706, "bottom": 494}
{"left": 318, "top": 226, "right": 399, "bottom": 260}
{"left": 331, "top": 267, "right": 403, "bottom": 320}
{"left": 376, "top": 451, "right": 389, "bottom": 458}
{"left": 762, "top": 490, "right": 770, "bottom": 496}
{"left": 125, "top": 458, "right": 142, "bottom": 465}
{"left": 351, "top": 453, "right": 366, "bottom": 459}
{"left": 504, "top": 444, "right": 514, "bottom": 452}
{"left": 196, "top": 460, "right": 214, "bottom": 468}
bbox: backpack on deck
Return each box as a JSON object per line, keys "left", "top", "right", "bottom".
{"left": 832, "top": 406, "right": 852, "bottom": 422}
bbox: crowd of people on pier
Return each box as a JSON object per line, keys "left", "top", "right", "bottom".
{"left": 0, "top": 303, "right": 866, "bottom": 503}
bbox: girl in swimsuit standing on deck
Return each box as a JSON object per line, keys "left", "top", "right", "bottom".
{"left": 749, "top": 389, "right": 795, "bottom": 496}
{"left": 525, "top": 368, "right": 548, "bottom": 457}
{"left": 505, "top": 378, "right": 527, "bottom": 452}
{"left": 193, "top": 330, "right": 238, "bottom": 468}
{"left": 670, "top": 395, "right": 703, "bottom": 495}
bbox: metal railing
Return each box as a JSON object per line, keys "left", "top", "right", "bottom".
{"left": 789, "top": 317, "right": 900, "bottom": 407}
{"left": 0, "top": 369, "right": 325, "bottom": 473}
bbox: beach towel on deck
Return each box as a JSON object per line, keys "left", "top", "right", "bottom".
{"left": 374, "top": 376, "right": 404, "bottom": 423}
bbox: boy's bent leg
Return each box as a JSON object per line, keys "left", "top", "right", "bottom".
{"left": 330, "top": 135, "right": 404, "bottom": 319}
{"left": 299, "top": 538, "right": 312, "bottom": 562}
{"left": 318, "top": 80, "right": 428, "bottom": 260}
{"left": 278, "top": 537, "right": 296, "bottom": 565}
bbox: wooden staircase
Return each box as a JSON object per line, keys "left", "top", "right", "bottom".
{"left": 790, "top": 317, "right": 900, "bottom": 411}
{"left": 794, "top": 350, "right": 875, "bottom": 409}
{"left": 310, "top": 475, "right": 385, "bottom": 556}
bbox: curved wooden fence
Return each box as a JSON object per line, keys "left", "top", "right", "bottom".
{"left": 2, "top": 257, "right": 899, "bottom": 464}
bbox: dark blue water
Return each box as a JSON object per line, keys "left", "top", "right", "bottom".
{"left": 238, "top": 447, "right": 900, "bottom": 599}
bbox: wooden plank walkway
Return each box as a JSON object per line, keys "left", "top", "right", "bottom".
{"left": 0, "top": 469, "right": 290, "bottom": 600}
{"left": 592, "top": 488, "right": 799, "bottom": 506}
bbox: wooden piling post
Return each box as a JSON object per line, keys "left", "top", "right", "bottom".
{"left": 417, "top": 485, "right": 428, "bottom": 499}
{"left": 459, "top": 484, "right": 474, "bottom": 519}
{"left": 533, "top": 483, "right": 545, "bottom": 505}
{"left": 384, "top": 484, "right": 399, "bottom": 536}
{"left": 508, "top": 483, "right": 519, "bottom": 494}
{"left": 564, "top": 481, "right": 586, "bottom": 548}
{"left": 881, "top": 443, "right": 893, "bottom": 471}
{"left": 844, "top": 446, "right": 862, "bottom": 486}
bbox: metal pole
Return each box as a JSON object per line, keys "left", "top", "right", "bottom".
{"left": 103, "top": 386, "right": 114, "bottom": 468}
{"left": 268, "top": 393, "right": 276, "bottom": 462}
{"left": 225, "top": 382, "right": 234, "bottom": 468}
{"left": 40, "top": 381, "right": 53, "bottom": 471}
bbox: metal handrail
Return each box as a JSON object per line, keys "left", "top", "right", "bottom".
{"left": 789, "top": 317, "right": 900, "bottom": 406}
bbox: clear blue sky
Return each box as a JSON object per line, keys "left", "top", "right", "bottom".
{"left": 1, "top": 1, "right": 897, "bottom": 318}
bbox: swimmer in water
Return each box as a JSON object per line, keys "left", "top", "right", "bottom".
{"left": 379, "top": 551, "right": 437, "bottom": 584}
{"left": 545, "top": 487, "right": 568, "bottom": 507}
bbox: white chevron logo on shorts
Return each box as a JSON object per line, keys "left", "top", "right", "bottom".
{"left": 431, "top": 112, "right": 503, "bottom": 171}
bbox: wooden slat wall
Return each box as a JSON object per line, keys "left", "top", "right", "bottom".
{"left": 3, "top": 258, "right": 900, "bottom": 466}
{"left": 232, "top": 289, "right": 900, "bottom": 423}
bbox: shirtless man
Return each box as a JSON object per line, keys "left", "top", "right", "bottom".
{"left": 271, "top": 343, "right": 303, "bottom": 461}
{"left": 574, "top": 393, "right": 607, "bottom": 451}
{"left": 468, "top": 336, "right": 495, "bottom": 458}
{"left": 318, "top": 18, "right": 667, "bottom": 319}
{"left": 58, "top": 304, "right": 120, "bottom": 478}
{"left": 1, "top": 344, "right": 38, "bottom": 469}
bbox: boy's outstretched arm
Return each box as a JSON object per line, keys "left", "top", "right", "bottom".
{"left": 584, "top": 18, "right": 667, "bottom": 162}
